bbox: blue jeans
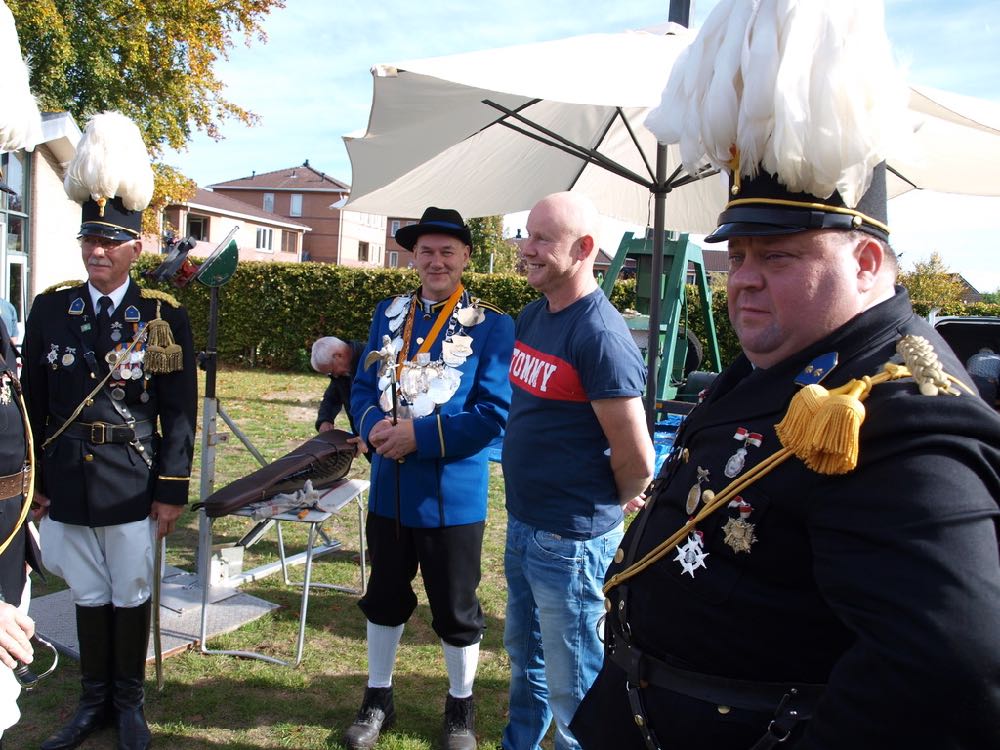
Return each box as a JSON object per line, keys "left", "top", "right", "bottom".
{"left": 502, "top": 514, "right": 624, "bottom": 750}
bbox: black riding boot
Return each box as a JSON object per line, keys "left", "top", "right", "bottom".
{"left": 41, "top": 603, "right": 114, "bottom": 750}
{"left": 113, "top": 601, "right": 152, "bottom": 750}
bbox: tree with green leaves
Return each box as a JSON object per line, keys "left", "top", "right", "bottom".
{"left": 897, "top": 251, "right": 968, "bottom": 308}
{"left": 9, "top": 0, "right": 285, "bottom": 232}
{"left": 468, "top": 215, "right": 519, "bottom": 274}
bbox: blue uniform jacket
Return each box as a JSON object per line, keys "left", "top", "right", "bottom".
{"left": 351, "top": 293, "right": 513, "bottom": 528}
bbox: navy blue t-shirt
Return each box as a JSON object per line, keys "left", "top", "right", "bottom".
{"left": 503, "top": 289, "right": 646, "bottom": 539}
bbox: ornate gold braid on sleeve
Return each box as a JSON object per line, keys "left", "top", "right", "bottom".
{"left": 604, "top": 336, "right": 973, "bottom": 596}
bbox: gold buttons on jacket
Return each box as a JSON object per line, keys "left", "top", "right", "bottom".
{"left": 84, "top": 453, "right": 94, "bottom": 462}
{"left": 85, "top": 399, "right": 94, "bottom": 407}
{"left": 614, "top": 548, "right": 624, "bottom": 564}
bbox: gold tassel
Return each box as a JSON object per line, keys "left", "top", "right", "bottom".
{"left": 775, "top": 383, "right": 828, "bottom": 456}
{"left": 144, "top": 301, "right": 183, "bottom": 374}
{"left": 803, "top": 391, "right": 866, "bottom": 475}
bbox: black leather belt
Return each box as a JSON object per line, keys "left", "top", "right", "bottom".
{"left": 606, "top": 618, "right": 825, "bottom": 714}
{"left": 56, "top": 419, "right": 154, "bottom": 445}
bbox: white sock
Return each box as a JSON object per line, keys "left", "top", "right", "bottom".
{"left": 442, "top": 640, "right": 479, "bottom": 699}
{"left": 367, "top": 621, "right": 404, "bottom": 688}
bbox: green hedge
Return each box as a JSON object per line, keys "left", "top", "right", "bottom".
{"left": 133, "top": 255, "right": 637, "bottom": 370}
{"left": 140, "top": 253, "right": 1000, "bottom": 374}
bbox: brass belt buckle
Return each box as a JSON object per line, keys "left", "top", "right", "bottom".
{"left": 90, "top": 422, "right": 107, "bottom": 445}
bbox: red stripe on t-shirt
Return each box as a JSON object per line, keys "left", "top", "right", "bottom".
{"left": 509, "top": 341, "right": 587, "bottom": 401}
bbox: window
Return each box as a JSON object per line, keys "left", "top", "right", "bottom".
{"left": 263, "top": 193, "right": 275, "bottom": 213}
{"left": 1, "top": 151, "right": 30, "bottom": 332}
{"left": 282, "top": 231, "right": 296, "bottom": 254}
{"left": 389, "top": 251, "right": 398, "bottom": 268}
{"left": 187, "top": 215, "right": 208, "bottom": 241}
{"left": 255, "top": 228, "right": 273, "bottom": 251}
{"left": 289, "top": 193, "right": 303, "bottom": 217}
{"left": 390, "top": 220, "right": 400, "bottom": 237}
{"left": 358, "top": 241, "right": 369, "bottom": 262}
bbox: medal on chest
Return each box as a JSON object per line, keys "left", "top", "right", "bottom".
{"left": 722, "top": 497, "right": 757, "bottom": 554}
{"left": 686, "top": 466, "right": 710, "bottom": 515}
{"left": 377, "top": 290, "right": 484, "bottom": 419}
{"left": 674, "top": 531, "right": 709, "bottom": 577}
{"left": 724, "top": 428, "right": 762, "bottom": 478}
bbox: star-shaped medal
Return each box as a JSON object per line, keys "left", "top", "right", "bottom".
{"left": 722, "top": 518, "right": 757, "bottom": 554}
{"left": 674, "top": 533, "right": 709, "bottom": 577}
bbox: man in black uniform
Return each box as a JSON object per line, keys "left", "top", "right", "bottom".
{"left": 311, "top": 336, "right": 364, "bottom": 434}
{"left": 572, "top": 3, "right": 1000, "bottom": 749}
{"left": 0, "top": 316, "right": 40, "bottom": 747}
{"left": 22, "top": 112, "right": 196, "bottom": 750}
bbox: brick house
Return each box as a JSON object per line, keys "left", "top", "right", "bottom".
{"left": 209, "top": 161, "right": 386, "bottom": 266}
{"left": 162, "top": 188, "right": 310, "bottom": 263}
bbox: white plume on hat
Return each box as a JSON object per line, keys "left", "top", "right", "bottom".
{"left": 64, "top": 111, "right": 154, "bottom": 211}
{"left": 0, "top": 0, "right": 43, "bottom": 153}
{"left": 645, "top": 0, "right": 911, "bottom": 208}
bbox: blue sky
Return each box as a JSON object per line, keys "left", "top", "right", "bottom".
{"left": 164, "top": 0, "right": 1000, "bottom": 290}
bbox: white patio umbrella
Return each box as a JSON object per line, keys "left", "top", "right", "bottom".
{"left": 344, "top": 22, "right": 725, "bottom": 231}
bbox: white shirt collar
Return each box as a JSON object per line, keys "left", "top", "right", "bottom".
{"left": 88, "top": 278, "right": 131, "bottom": 316}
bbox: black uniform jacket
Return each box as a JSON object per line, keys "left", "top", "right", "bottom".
{"left": 575, "top": 289, "right": 1000, "bottom": 749}
{"left": 315, "top": 340, "right": 364, "bottom": 433}
{"left": 0, "top": 320, "right": 39, "bottom": 606}
{"left": 21, "top": 280, "right": 197, "bottom": 527}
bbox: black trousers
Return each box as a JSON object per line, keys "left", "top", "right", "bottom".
{"left": 359, "top": 513, "right": 485, "bottom": 646}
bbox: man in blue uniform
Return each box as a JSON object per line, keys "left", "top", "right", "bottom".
{"left": 345, "top": 207, "right": 513, "bottom": 750}
{"left": 572, "top": 4, "right": 1000, "bottom": 748}
{"left": 22, "top": 113, "right": 196, "bottom": 750}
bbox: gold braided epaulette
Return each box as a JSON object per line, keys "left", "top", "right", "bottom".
{"left": 42, "top": 280, "right": 84, "bottom": 294}
{"left": 140, "top": 288, "right": 182, "bottom": 308}
{"left": 473, "top": 298, "right": 506, "bottom": 315}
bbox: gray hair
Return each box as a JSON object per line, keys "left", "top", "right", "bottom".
{"left": 311, "top": 336, "right": 346, "bottom": 372}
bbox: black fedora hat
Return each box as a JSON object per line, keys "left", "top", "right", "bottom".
{"left": 395, "top": 207, "right": 472, "bottom": 251}
{"left": 78, "top": 195, "right": 143, "bottom": 241}
{"left": 705, "top": 162, "right": 890, "bottom": 244}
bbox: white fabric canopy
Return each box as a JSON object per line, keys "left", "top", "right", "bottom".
{"left": 344, "top": 25, "right": 1000, "bottom": 229}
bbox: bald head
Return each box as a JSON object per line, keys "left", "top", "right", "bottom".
{"left": 523, "top": 192, "right": 602, "bottom": 311}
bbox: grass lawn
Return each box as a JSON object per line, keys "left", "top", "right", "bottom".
{"left": 11, "top": 366, "right": 530, "bottom": 749}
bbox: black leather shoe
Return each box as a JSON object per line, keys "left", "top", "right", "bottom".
{"left": 441, "top": 694, "right": 477, "bottom": 750}
{"left": 342, "top": 686, "right": 395, "bottom": 750}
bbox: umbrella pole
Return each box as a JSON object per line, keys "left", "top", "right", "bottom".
{"left": 646, "top": 144, "right": 668, "bottom": 434}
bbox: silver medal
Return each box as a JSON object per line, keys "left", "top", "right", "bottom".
{"left": 674, "top": 533, "right": 709, "bottom": 577}
{"left": 111, "top": 330, "right": 122, "bottom": 342}
{"left": 112, "top": 387, "right": 126, "bottom": 401}
{"left": 62, "top": 351, "right": 76, "bottom": 367}
{"left": 120, "top": 366, "right": 133, "bottom": 379}
{"left": 410, "top": 392, "right": 435, "bottom": 418}
{"left": 386, "top": 295, "right": 408, "bottom": 318}
{"left": 140, "top": 391, "right": 150, "bottom": 403}
{"left": 686, "top": 466, "right": 710, "bottom": 515}
{"left": 457, "top": 305, "right": 485, "bottom": 327}
{"left": 131, "top": 367, "right": 143, "bottom": 380}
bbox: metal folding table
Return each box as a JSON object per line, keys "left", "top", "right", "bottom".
{"left": 198, "top": 477, "right": 369, "bottom": 667}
